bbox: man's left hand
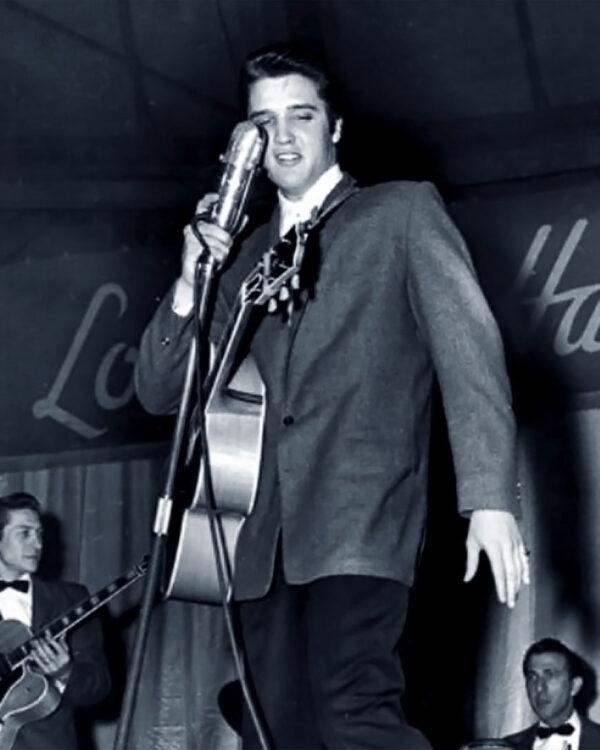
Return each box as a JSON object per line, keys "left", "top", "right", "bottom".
{"left": 29, "top": 633, "right": 72, "bottom": 681}
{"left": 464, "top": 509, "right": 530, "bottom": 608}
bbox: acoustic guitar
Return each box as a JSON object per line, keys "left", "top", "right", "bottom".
{"left": 0, "top": 557, "right": 148, "bottom": 748}
{"left": 164, "top": 221, "right": 310, "bottom": 604}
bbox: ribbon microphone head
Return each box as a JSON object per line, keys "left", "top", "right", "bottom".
{"left": 211, "top": 120, "right": 266, "bottom": 237}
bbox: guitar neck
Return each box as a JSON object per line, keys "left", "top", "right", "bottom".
{"left": 202, "top": 224, "right": 313, "bottom": 402}
{"left": 7, "top": 557, "right": 148, "bottom": 671}
{"left": 204, "top": 297, "right": 255, "bottom": 400}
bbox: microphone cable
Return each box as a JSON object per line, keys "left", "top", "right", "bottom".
{"left": 191, "top": 247, "right": 272, "bottom": 750}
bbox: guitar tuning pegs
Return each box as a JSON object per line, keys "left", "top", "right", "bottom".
{"left": 291, "top": 274, "right": 300, "bottom": 290}
{"left": 279, "top": 286, "right": 290, "bottom": 301}
{"left": 267, "top": 298, "right": 278, "bottom": 314}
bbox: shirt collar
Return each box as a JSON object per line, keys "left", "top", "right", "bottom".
{"left": 539, "top": 710, "right": 579, "bottom": 730}
{"left": 535, "top": 711, "right": 580, "bottom": 749}
{"left": 278, "top": 164, "right": 343, "bottom": 237}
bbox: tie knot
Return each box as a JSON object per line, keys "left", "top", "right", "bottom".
{"left": 0, "top": 579, "right": 29, "bottom": 593}
{"left": 536, "top": 723, "right": 574, "bottom": 739}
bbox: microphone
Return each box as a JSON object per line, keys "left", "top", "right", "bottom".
{"left": 208, "top": 120, "right": 266, "bottom": 237}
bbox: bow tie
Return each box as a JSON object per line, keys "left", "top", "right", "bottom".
{"left": 536, "top": 723, "right": 574, "bottom": 739}
{"left": 0, "top": 579, "right": 29, "bottom": 593}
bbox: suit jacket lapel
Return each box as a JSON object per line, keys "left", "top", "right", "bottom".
{"left": 581, "top": 717, "right": 595, "bottom": 750}
{"left": 506, "top": 724, "right": 537, "bottom": 749}
{"left": 243, "top": 174, "right": 359, "bottom": 398}
{"left": 284, "top": 174, "right": 359, "bottom": 349}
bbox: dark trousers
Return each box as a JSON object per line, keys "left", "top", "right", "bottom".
{"left": 237, "top": 559, "right": 432, "bottom": 750}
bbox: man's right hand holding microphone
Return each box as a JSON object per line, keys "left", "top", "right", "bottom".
{"left": 172, "top": 193, "right": 235, "bottom": 317}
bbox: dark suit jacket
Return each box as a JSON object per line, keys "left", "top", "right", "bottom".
{"left": 10, "top": 577, "right": 111, "bottom": 750}
{"left": 135, "top": 175, "right": 520, "bottom": 599}
{"left": 504, "top": 716, "right": 600, "bottom": 749}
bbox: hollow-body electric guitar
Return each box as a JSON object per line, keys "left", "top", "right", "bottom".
{"left": 0, "top": 557, "right": 148, "bottom": 748}
{"left": 164, "top": 221, "right": 311, "bottom": 605}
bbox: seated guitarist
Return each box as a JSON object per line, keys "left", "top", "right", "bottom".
{"left": 0, "top": 492, "right": 110, "bottom": 750}
{"left": 135, "top": 42, "right": 530, "bottom": 749}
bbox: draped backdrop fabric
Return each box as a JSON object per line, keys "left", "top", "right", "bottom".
{"left": 0, "top": 458, "right": 239, "bottom": 750}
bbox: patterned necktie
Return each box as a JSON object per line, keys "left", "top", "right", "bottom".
{"left": 0, "top": 579, "right": 29, "bottom": 593}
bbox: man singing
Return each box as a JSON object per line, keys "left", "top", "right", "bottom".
{"left": 135, "top": 42, "right": 529, "bottom": 749}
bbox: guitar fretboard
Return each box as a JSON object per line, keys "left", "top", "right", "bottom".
{"left": 7, "top": 557, "right": 148, "bottom": 670}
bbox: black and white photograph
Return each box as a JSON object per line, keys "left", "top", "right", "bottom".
{"left": 2, "top": 2, "right": 600, "bottom": 748}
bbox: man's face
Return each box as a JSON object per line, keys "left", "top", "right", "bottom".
{"left": 0, "top": 509, "right": 42, "bottom": 579}
{"left": 525, "top": 651, "right": 581, "bottom": 726}
{"left": 248, "top": 73, "right": 341, "bottom": 201}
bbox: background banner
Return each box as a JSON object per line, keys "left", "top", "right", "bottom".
{"left": 0, "top": 210, "right": 182, "bottom": 467}
{"left": 4, "top": 175, "right": 600, "bottom": 466}
{"left": 452, "top": 175, "right": 600, "bottom": 410}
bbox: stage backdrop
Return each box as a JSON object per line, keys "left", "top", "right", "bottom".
{"left": 0, "top": 209, "right": 180, "bottom": 469}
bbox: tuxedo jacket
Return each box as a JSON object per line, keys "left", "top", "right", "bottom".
{"left": 504, "top": 716, "right": 600, "bottom": 749}
{"left": 135, "top": 175, "right": 520, "bottom": 599}
{"left": 8, "top": 577, "right": 111, "bottom": 750}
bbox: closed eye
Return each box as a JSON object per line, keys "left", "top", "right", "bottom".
{"left": 251, "top": 115, "right": 274, "bottom": 128}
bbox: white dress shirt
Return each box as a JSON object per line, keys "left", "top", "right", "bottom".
{"left": 533, "top": 711, "right": 580, "bottom": 750}
{"left": 0, "top": 575, "right": 68, "bottom": 693}
{"left": 0, "top": 574, "right": 32, "bottom": 625}
{"left": 278, "top": 163, "right": 343, "bottom": 238}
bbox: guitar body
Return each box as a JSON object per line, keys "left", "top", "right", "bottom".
{"left": 163, "top": 224, "right": 311, "bottom": 605}
{"left": 165, "top": 354, "right": 266, "bottom": 604}
{"left": 0, "top": 620, "right": 61, "bottom": 749}
{"left": 0, "top": 561, "right": 146, "bottom": 747}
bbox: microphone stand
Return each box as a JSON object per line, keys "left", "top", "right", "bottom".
{"left": 113, "top": 255, "right": 218, "bottom": 750}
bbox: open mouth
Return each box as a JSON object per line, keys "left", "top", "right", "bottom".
{"left": 275, "top": 153, "right": 301, "bottom": 166}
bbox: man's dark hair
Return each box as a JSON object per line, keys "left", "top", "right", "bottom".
{"left": 240, "top": 42, "right": 344, "bottom": 130}
{"left": 523, "top": 638, "right": 583, "bottom": 679}
{"left": 0, "top": 492, "right": 42, "bottom": 536}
